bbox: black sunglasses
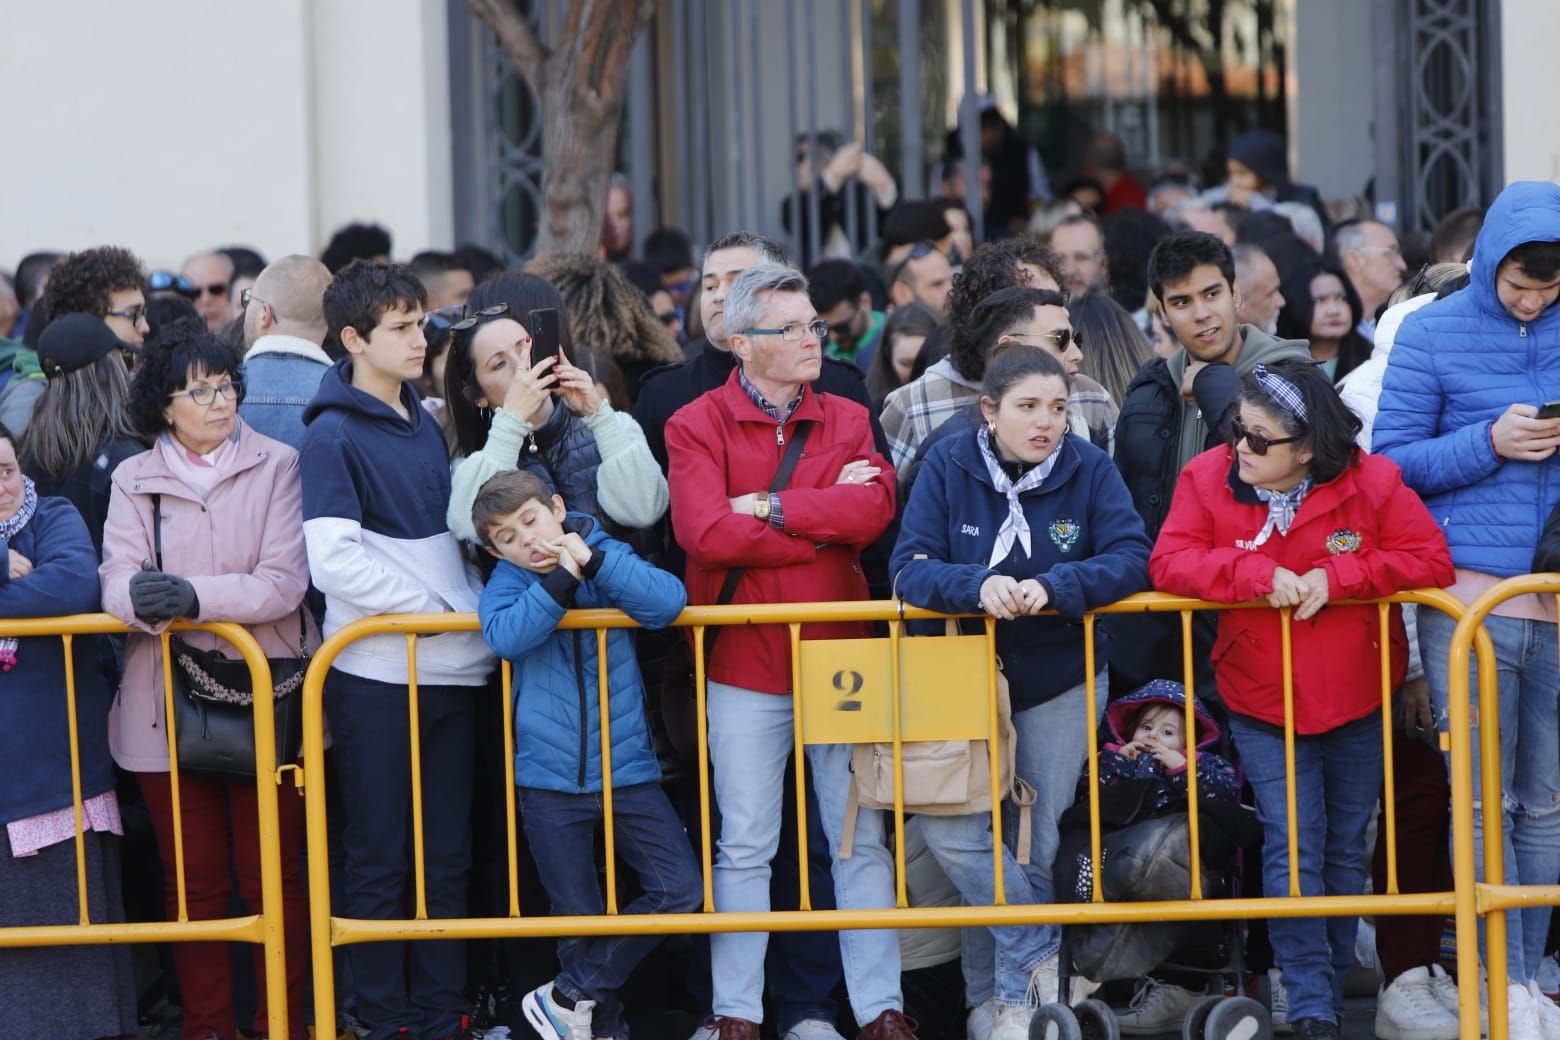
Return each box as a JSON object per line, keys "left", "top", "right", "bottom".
{"left": 887, "top": 241, "right": 940, "bottom": 287}
{"left": 449, "top": 303, "right": 510, "bottom": 333}
{"left": 1230, "top": 415, "right": 1304, "bottom": 456}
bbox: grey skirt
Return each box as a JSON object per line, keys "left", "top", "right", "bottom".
{"left": 0, "top": 827, "right": 139, "bottom": 1039}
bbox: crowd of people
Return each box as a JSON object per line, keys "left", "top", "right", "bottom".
{"left": 3, "top": 125, "right": 1560, "bottom": 1040}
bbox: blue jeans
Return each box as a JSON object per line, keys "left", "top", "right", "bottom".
{"left": 1228, "top": 712, "right": 1382, "bottom": 1026}
{"left": 323, "top": 670, "right": 477, "bottom": 1040}
{"left": 960, "top": 675, "right": 1107, "bottom": 1004}
{"left": 1419, "top": 608, "right": 1560, "bottom": 983}
{"left": 518, "top": 784, "right": 702, "bottom": 1038}
{"left": 707, "top": 682, "right": 902, "bottom": 1027}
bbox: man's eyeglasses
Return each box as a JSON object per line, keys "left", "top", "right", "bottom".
{"left": 827, "top": 305, "right": 861, "bottom": 337}
{"left": 449, "top": 304, "right": 510, "bottom": 333}
{"left": 655, "top": 310, "right": 681, "bottom": 328}
{"left": 240, "top": 288, "right": 270, "bottom": 311}
{"left": 1230, "top": 415, "right": 1303, "bottom": 456}
{"left": 742, "top": 320, "right": 830, "bottom": 342}
{"left": 169, "top": 381, "right": 242, "bottom": 406}
{"left": 1008, "top": 328, "right": 1082, "bottom": 352}
{"left": 197, "top": 282, "right": 229, "bottom": 299}
{"left": 106, "top": 306, "right": 147, "bottom": 326}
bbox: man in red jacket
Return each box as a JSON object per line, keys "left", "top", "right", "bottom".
{"left": 666, "top": 264, "right": 909, "bottom": 1040}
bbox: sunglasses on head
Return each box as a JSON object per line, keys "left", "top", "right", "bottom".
{"left": 148, "top": 270, "right": 199, "bottom": 299}
{"left": 421, "top": 305, "right": 466, "bottom": 331}
{"left": 449, "top": 303, "right": 511, "bottom": 333}
{"left": 1230, "top": 415, "right": 1304, "bottom": 456}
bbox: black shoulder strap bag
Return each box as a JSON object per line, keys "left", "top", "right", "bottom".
{"left": 153, "top": 493, "right": 310, "bottom": 783}
{"left": 659, "top": 422, "right": 814, "bottom": 761}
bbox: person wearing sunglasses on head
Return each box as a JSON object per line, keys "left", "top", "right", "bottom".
{"left": 180, "top": 249, "right": 236, "bottom": 333}
{"left": 1150, "top": 359, "right": 1452, "bottom": 1040}
{"left": 236, "top": 255, "right": 335, "bottom": 452}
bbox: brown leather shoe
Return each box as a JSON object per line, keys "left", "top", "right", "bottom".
{"left": 711, "top": 1016, "right": 760, "bottom": 1040}
{"left": 858, "top": 1008, "right": 919, "bottom": 1038}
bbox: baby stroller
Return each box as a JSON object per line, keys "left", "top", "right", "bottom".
{"left": 1032, "top": 690, "right": 1266, "bottom": 1040}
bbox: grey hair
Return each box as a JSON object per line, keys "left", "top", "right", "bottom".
{"left": 703, "top": 231, "right": 790, "bottom": 271}
{"left": 1334, "top": 220, "right": 1379, "bottom": 258}
{"left": 724, "top": 264, "right": 808, "bottom": 342}
{"left": 1273, "top": 202, "right": 1325, "bottom": 253}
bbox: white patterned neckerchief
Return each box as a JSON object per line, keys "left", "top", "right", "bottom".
{"left": 0, "top": 475, "right": 39, "bottom": 671}
{"left": 1251, "top": 476, "right": 1313, "bottom": 548}
{"left": 977, "top": 425, "right": 1060, "bottom": 567}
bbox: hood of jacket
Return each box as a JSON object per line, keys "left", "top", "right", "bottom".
{"left": 1164, "top": 324, "right": 1310, "bottom": 387}
{"left": 1468, "top": 180, "right": 1560, "bottom": 322}
{"left": 1105, "top": 678, "right": 1222, "bottom": 749}
{"left": 7, "top": 341, "right": 39, "bottom": 378}
{"left": 303, "top": 356, "right": 429, "bottom": 436}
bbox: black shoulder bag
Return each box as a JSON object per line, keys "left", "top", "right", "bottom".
{"left": 152, "top": 494, "right": 310, "bottom": 783}
{"left": 660, "top": 422, "right": 814, "bottom": 761}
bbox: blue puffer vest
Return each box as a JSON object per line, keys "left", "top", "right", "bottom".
{"left": 1374, "top": 181, "right": 1560, "bottom": 577}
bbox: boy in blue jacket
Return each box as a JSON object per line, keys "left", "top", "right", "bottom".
{"left": 474, "top": 470, "right": 701, "bottom": 1040}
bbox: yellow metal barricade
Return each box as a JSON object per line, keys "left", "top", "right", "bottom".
{"left": 0, "top": 613, "right": 291, "bottom": 1040}
{"left": 301, "top": 592, "right": 1491, "bottom": 1040}
{"left": 1447, "top": 574, "right": 1560, "bottom": 1040}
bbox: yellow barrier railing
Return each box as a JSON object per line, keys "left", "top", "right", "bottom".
{"left": 0, "top": 613, "right": 290, "bottom": 1040}
{"left": 1448, "top": 574, "right": 1560, "bottom": 1040}
{"left": 300, "top": 590, "right": 1493, "bottom": 1040}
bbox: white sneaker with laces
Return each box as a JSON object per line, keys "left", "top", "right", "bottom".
{"left": 1269, "top": 969, "right": 1293, "bottom": 1035}
{"left": 522, "top": 982, "right": 595, "bottom": 1040}
{"left": 1374, "top": 966, "right": 1460, "bottom": 1040}
{"left": 1026, "top": 955, "right": 1062, "bottom": 1007}
{"left": 1527, "top": 980, "right": 1560, "bottom": 1040}
{"left": 989, "top": 1004, "right": 1035, "bottom": 1040}
{"left": 1115, "top": 978, "right": 1199, "bottom": 1036}
{"left": 1508, "top": 981, "right": 1545, "bottom": 1040}
{"left": 966, "top": 995, "right": 999, "bottom": 1040}
{"left": 1427, "top": 962, "right": 1485, "bottom": 1033}
{"left": 781, "top": 1020, "right": 847, "bottom": 1040}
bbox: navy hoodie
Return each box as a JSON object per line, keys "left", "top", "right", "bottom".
{"left": 892, "top": 430, "right": 1151, "bottom": 711}
{"left": 300, "top": 358, "right": 492, "bottom": 685}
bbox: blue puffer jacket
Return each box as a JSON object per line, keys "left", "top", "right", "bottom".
{"left": 891, "top": 430, "right": 1152, "bottom": 712}
{"left": 1374, "top": 181, "right": 1560, "bottom": 576}
{"left": 478, "top": 515, "right": 685, "bottom": 794}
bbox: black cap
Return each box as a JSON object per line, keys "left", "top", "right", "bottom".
{"left": 37, "top": 313, "right": 124, "bottom": 378}
{"left": 882, "top": 201, "right": 952, "bottom": 247}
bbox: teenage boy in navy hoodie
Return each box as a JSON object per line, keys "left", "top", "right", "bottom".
{"left": 301, "top": 261, "right": 495, "bottom": 1040}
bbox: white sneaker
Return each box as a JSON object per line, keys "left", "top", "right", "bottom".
{"left": 1115, "top": 978, "right": 1199, "bottom": 1036}
{"left": 1269, "top": 969, "right": 1293, "bottom": 1035}
{"left": 1528, "top": 980, "right": 1560, "bottom": 1040}
{"left": 1026, "top": 955, "right": 1062, "bottom": 1007}
{"left": 966, "top": 995, "right": 999, "bottom": 1040}
{"left": 989, "top": 1004, "right": 1035, "bottom": 1040}
{"left": 1508, "top": 981, "right": 1545, "bottom": 1040}
{"left": 1375, "top": 966, "right": 1460, "bottom": 1040}
{"left": 522, "top": 982, "right": 595, "bottom": 1040}
{"left": 781, "top": 1020, "right": 847, "bottom": 1040}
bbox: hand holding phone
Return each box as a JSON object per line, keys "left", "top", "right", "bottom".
{"left": 1536, "top": 400, "right": 1560, "bottom": 421}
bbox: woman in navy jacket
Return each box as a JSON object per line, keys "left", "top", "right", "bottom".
{"left": 891, "top": 345, "right": 1151, "bottom": 1026}
{"left": 0, "top": 420, "right": 135, "bottom": 1038}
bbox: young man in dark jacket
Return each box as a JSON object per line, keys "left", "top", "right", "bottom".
{"left": 1110, "top": 231, "right": 1310, "bottom": 694}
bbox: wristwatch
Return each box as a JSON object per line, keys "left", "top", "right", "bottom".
{"left": 752, "top": 495, "right": 772, "bottom": 521}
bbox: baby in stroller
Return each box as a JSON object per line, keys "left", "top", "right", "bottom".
{"left": 1053, "top": 680, "right": 1257, "bottom": 1036}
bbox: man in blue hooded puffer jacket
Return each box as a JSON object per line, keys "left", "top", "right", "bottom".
{"left": 1374, "top": 180, "right": 1560, "bottom": 1027}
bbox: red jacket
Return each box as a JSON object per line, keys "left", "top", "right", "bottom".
{"left": 666, "top": 370, "right": 896, "bottom": 693}
{"left": 1149, "top": 446, "right": 1453, "bottom": 734}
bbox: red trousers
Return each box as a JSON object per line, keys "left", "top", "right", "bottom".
{"left": 1372, "top": 733, "right": 1454, "bottom": 981}
{"left": 138, "top": 771, "right": 309, "bottom": 1040}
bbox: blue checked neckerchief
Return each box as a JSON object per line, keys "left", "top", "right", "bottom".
{"left": 977, "top": 425, "right": 1060, "bottom": 567}
{"left": 0, "top": 475, "right": 39, "bottom": 671}
{"left": 1251, "top": 476, "right": 1313, "bottom": 548}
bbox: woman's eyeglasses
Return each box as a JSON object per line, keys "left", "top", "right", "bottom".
{"left": 448, "top": 304, "right": 510, "bottom": 333}
{"left": 1230, "top": 415, "right": 1303, "bottom": 456}
{"left": 170, "top": 381, "right": 242, "bottom": 406}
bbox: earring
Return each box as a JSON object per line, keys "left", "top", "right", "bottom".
{"left": 986, "top": 420, "right": 997, "bottom": 435}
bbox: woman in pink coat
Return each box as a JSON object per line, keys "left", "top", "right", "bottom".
{"left": 100, "top": 319, "right": 317, "bottom": 1040}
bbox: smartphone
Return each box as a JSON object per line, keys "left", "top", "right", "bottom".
{"left": 1538, "top": 400, "right": 1560, "bottom": 420}
{"left": 528, "top": 307, "right": 561, "bottom": 361}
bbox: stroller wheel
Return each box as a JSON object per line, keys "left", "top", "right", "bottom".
{"left": 1073, "top": 998, "right": 1120, "bottom": 1040}
{"left": 1029, "top": 1001, "right": 1083, "bottom": 1040}
{"left": 1182, "top": 994, "right": 1224, "bottom": 1040}
{"left": 1203, "top": 996, "right": 1273, "bottom": 1040}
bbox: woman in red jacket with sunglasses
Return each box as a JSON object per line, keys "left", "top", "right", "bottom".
{"left": 1150, "top": 360, "right": 1453, "bottom": 1040}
